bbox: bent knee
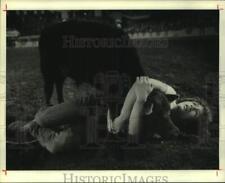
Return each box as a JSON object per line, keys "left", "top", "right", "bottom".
{"left": 45, "top": 139, "right": 69, "bottom": 154}
{"left": 46, "top": 129, "right": 78, "bottom": 154}
{"left": 46, "top": 144, "right": 60, "bottom": 154}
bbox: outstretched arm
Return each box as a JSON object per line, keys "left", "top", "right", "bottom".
{"left": 112, "top": 77, "right": 153, "bottom": 133}
{"left": 113, "top": 77, "right": 153, "bottom": 134}
{"left": 128, "top": 77, "right": 154, "bottom": 135}
{"left": 111, "top": 80, "right": 137, "bottom": 133}
{"left": 111, "top": 76, "right": 176, "bottom": 134}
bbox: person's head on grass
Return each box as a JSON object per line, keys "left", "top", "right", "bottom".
{"left": 144, "top": 90, "right": 212, "bottom": 139}
{"left": 170, "top": 97, "right": 212, "bottom": 136}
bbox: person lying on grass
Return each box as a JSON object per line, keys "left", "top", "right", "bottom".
{"left": 107, "top": 76, "right": 212, "bottom": 144}
{"left": 8, "top": 76, "right": 212, "bottom": 154}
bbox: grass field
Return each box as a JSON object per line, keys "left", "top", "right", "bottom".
{"left": 6, "top": 36, "right": 219, "bottom": 170}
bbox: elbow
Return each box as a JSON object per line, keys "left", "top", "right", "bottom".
{"left": 166, "top": 86, "right": 177, "bottom": 95}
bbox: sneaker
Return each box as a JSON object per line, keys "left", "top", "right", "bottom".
{"left": 7, "top": 121, "right": 37, "bottom": 144}
{"left": 8, "top": 120, "right": 28, "bottom": 133}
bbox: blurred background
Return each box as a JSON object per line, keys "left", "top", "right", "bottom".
{"left": 7, "top": 10, "right": 218, "bottom": 46}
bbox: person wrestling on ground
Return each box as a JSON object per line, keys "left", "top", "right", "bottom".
{"left": 107, "top": 76, "right": 212, "bottom": 144}
{"left": 8, "top": 76, "right": 212, "bottom": 154}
